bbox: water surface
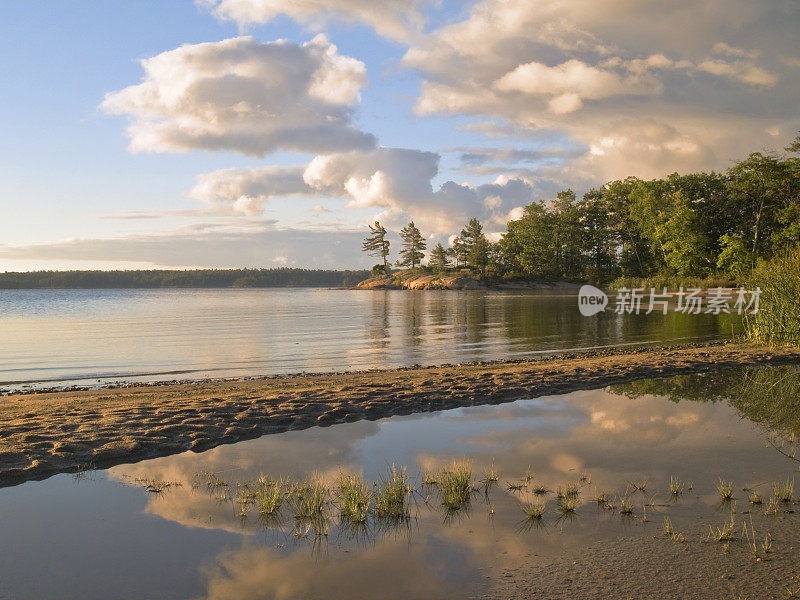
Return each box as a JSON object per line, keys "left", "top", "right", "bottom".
{"left": 0, "top": 288, "right": 741, "bottom": 390}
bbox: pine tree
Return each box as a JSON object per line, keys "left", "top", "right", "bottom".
{"left": 429, "top": 242, "right": 451, "bottom": 271}
{"left": 450, "top": 237, "right": 469, "bottom": 268}
{"left": 396, "top": 221, "right": 426, "bottom": 268}
{"left": 362, "top": 221, "right": 390, "bottom": 272}
{"left": 461, "top": 218, "right": 489, "bottom": 275}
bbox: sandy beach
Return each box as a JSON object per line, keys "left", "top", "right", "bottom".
{"left": 2, "top": 341, "right": 799, "bottom": 487}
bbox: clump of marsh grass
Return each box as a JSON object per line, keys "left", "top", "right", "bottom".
{"left": 749, "top": 490, "right": 764, "bottom": 505}
{"left": 532, "top": 484, "right": 549, "bottom": 496}
{"left": 255, "top": 477, "right": 283, "bottom": 516}
{"left": 522, "top": 502, "right": 545, "bottom": 520}
{"left": 556, "top": 493, "right": 578, "bottom": 514}
{"left": 594, "top": 491, "right": 608, "bottom": 504}
{"left": 662, "top": 516, "right": 674, "bottom": 536}
{"left": 135, "top": 477, "right": 181, "bottom": 494}
{"left": 375, "top": 465, "right": 410, "bottom": 519}
{"left": 707, "top": 512, "right": 736, "bottom": 544}
{"left": 288, "top": 477, "right": 327, "bottom": 519}
{"left": 773, "top": 479, "right": 794, "bottom": 503}
{"left": 669, "top": 475, "right": 684, "bottom": 496}
{"left": 619, "top": 496, "right": 634, "bottom": 515}
{"left": 482, "top": 463, "right": 499, "bottom": 484}
{"left": 764, "top": 494, "right": 780, "bottom": 516}
{"left": 440, "top": 460, "right": 472, "bottom": 510}
{"left": 556, "top": 482, "right": 580, "bottom": 500}
{"left": 628, "top": 479, "right": 648, "bottom": 493}
{"left": 662, "top": 516, "right": 687, "bottom": 542}
{"left": 336, "top": 473, "right": 370, "bottom": 523}
{"left": 715, "top": 478, "right": 735, "bottom": 501}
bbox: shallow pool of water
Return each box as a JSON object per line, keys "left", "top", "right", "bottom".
{"left": 0, "top": 367, "right": 797, "bottom": 599}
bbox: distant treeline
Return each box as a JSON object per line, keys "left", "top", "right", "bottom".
{"left": 0, "top": 269, "right": 371, "bottom": 289}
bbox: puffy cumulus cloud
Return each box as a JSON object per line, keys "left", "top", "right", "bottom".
{"left": 102, "top": 35, "right": 375, "bottom": 156}
{"left": 199, "top": 0, "right": 426, "bottom": 42}
{"left": 494, "top": 59, "right": 661, "bottom": 114}
{"left": 189, "top": 148, "right": 541, "bottom": 234}
{"left": 188, "top": 166, "right": 318, "bottom": 215}
{"left": 403, "top": 0, "right": 800, "bottom": 180}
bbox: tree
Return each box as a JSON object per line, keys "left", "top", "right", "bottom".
{"left": 396, "top": 221, "right": 426, "bottom": 268}
{"left": 450, "top": 237, "right": 469, "bottom": 268}
{"left": 460, "top": 218, "right": 491, "bottom": 275}
{"left": 429, "top": 242, "right": 451, "bottom": 271}
{"left": 717, "top": 233, "right": 753, "bottom": 278}
{"left": 362, "top": 221, "right": 390, "bottom": 272}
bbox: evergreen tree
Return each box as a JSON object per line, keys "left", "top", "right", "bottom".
{"left": 362, "top": 221, "right": 390, "bottom": 272}
{"left": 429, "top": 242, "right": 451, "bottom": 271}
{"left": 396, "top": 221, "right": 426, "bottom": 268}
{"left": 461, "top": 218, "right": 490, "bottom": 275}
{"left": 450, "top": 237, "right": 469, "bottom": 268}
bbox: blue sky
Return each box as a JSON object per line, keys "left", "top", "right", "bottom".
{"left": 1, "top": 0, "right": 797, "bottom": 270}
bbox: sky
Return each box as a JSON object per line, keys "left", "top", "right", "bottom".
{"left": 1, "top": 0, "right": 798, "bottom": 271}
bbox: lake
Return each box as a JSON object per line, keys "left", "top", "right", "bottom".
{"left": 0, "top": 366, "right": 798, "bottom": 600}
{"left": 0, "top": 288, "right": 742, "bottom": 391}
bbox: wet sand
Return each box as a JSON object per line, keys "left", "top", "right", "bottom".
{"left": 487, "top": 514, "right": 800, "bottom": 600}
{"left": 1, "top": 341, "right": 799, "bottom": 488}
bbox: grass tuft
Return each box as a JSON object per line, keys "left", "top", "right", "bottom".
{"left": 255, "top": 476, "right": 284, "bottom": 515}
{"left": 375, "top": 465, "right": 410, "bottom": 519}
{"left": 773, "top": 479, "right": 794, "bottom": 503}
{"left": 337, "top": 473, "right": 370, "bottom": 523}
{"left": 522, "top": 502, "right": 545, "bottom": 520}
{"left": 669, "top": 475, "right": 684, "bottom": 496}
{"left": 288, "top": 477, "right": 327, "bottom": 519}
{"left": 440, "top": 460, "right": 473, "bottom": 510}
{"left": 619, "top": 496, "right": 634, "bottom": 515}
{"left": 715, "top": 478, "right": 735, "bottom": 500}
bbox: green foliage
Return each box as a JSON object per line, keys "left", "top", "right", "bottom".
{"left": 717, "top": 234, "right": 753, "bottom": 277}
{"left": 428, "top": 242, "right": 451, "bottom": 271}
{"left": 396, "top": 221, "right": 426, "bottom": 269}
{"left": 745, "top": 246, "right": 800, "bottom": 346}
{"left": 496, "top": 138, "right": 800, "bottom": 284}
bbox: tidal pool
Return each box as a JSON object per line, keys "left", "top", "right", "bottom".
{"left": 0, "top": 367, "right": 798, "bottom": 599}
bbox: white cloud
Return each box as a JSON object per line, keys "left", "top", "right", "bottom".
{"left": 402, "top": 0, "right": 799, "bottom": 181}
{"left": 186, "top": 147, "right": 542, "bottom": 235}
{"left": 188, "top": 166, "right": 318, "bottom": 215}
{"left": 199, "top": 0, "right": 426, "bottom": 42}
{"left": 696, "top": 59, "right": 779, "bottom": 87}
{"left": 102, "top": 35, "right": 374, "bottom": 156}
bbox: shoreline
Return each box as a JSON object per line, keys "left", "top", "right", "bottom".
{"left": 2, "top": 340, "right": 799, "bottom": 488}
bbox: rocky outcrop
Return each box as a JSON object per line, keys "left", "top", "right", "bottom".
{"left": 354, "top": 271, "right": 581, "bottom": 291}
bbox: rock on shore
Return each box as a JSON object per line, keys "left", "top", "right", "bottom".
{"left": 355, "top": 271, "right": 581, "bottom": 290}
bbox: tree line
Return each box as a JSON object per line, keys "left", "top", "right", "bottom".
{"left": 364, "top": 136, "right": 800, "bottom": 284}
{"left": 0, "top": 268, "right": 370, "bottom": 289}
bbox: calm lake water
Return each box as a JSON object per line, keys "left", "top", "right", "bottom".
{"left": 0, "top": 367, "right": 797, "bottom": 600}
{"left": 0, "top": 288, "right": 742, "bottom": 390}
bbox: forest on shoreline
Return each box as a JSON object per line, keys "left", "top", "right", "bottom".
{"left": 0, "top": 269, "right": 370, "bottom": 289}
{"left": 363, "top": 136, "right": 800, "bottom": 287}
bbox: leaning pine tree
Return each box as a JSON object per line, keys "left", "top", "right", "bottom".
{"left": 396, "top": 221, "right": 427, "bottom": 269}
{"left": 362, "top": 221, "right": 391, "bottom": 273}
